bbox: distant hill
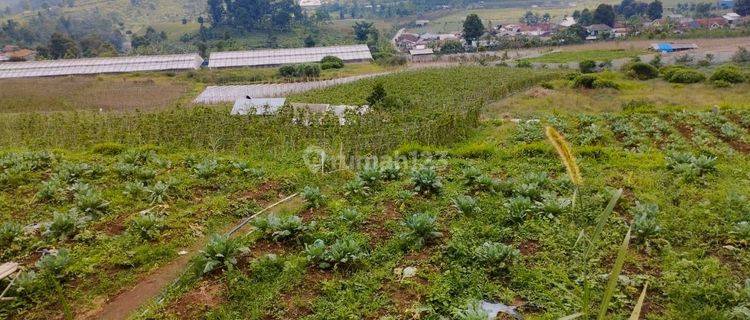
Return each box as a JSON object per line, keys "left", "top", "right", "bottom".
{"left": 4, "top": 0, "right": 206, "bottom": 31}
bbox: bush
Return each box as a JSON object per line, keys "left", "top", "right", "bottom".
{"left": 572, "top": 74, "right": 598, "bottom": 88}
{"left": 579, "top": 59, "right": 597, "bottom": 73}
{"left": 732, "top": 47, "right": 750, "bottom": 63}
{"left": 320, "top": 55, "right": 344, "bottom": 69}
{"left": 401, "top": 212, "right": 442, "bottom": 249}
{"left": 666, "top": 69, "right": 706, "bottom": 84}
{"left": 660, "top": 65, "right": 688, "bottom": 80}
{"left": 451, "top": 142, "right": 495, "bottom": 159}
{"left": 623, "top": 62, "right": 659, "bottom": 80}
{"left": 278, "top": 63, "right": 321, "bottom": 78}
{"left": 516, "top": 60, "right": 532, "bottom": 68}
{"left": 592, "top": 78, "right": 620, "bottom": 89}
{"left": 710, "top": 65, "right": 746, "bottom": 84}
{"left": 713, "top": 79, "right": 732, "bottom": 88}
{"left": 196, "top": 234, "right": 248, "bottom": 275}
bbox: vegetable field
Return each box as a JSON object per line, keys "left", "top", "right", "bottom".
{"left": 1, "top": 65, "right": 750, "bottom": 319}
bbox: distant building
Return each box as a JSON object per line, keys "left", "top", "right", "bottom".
{"left": 694, "top": 17, "right": 729, "bottom": 29}
{"left": 586, "top": 24, "right": 613, "bottom": 39}
{"left": 650, "top": 42, "right": 698, "bottom": 52}
{"left": 718, "top": 0, "right": 734, "bottom": 9}
{"left": 415, "top": 20, "right": 430, "bottom": 27}
{"left": 559, "top": 16, "right": 577, "bottom": 27}
{"left": 208, "top": 45, "right": 372, "bottom": 68}
{"left": 396, "top": 33, "right": 420, "bottom": 50}
{"left": 1, "top": 46, "right": 36, "bottom": 62}
{"left": 409, "top": 46, "right": 435, "bottom": 62}
{"left": 723, "top": 12, "right": 742, "bottom": 27}
{"left": 298, "top": 0, "right": 322, "bottom": 7}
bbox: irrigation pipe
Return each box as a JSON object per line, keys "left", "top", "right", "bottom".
{"left": 225, "top": 192, "right": 299, "bottom": 236}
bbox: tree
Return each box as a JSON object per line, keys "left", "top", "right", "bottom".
{"left": 440, "top": 40, "right": 464, "bottom": 54}
{"left": 207, "top": 0, "right": 225, "bottom": 26}
{"left": 304, "top": 34, "right": 316, "bottom": 47}
{"left": 366, "top": 82, "right": 387, "bottom": 106}
{"left": 579, "top": 9, "right": 594, "bottom": 26}
{"left": 353, "top": 21, "right": 374, "bottom": 42}
{"left": 647, "top": 0, "right": 663, "bottom": 20}
{"left": 736, "top": 0, "right": 750, "bottom": 16}
{"left": 520, "top": 11, "right": 540, "bottom": 25}
{"left": 542, "top": 13, "right": 551, "bottom": 22}
{"left": 593, "top": 4, "right": 616, "bottom": 27}
{"left": 47, "top": 32, "right": 79, "bottom": 59}
{"left": 462, "top": 13, "right": 485, "bottom": 42}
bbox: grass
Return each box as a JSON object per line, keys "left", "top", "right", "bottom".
{"left": 2, "top": 63, "right": 750, "bottom": 319}
{"left": 488, "top": 70, "right": 750, "bottom": 117}
{"left": 526, "top": 49, "right": 645, "bottom": 63}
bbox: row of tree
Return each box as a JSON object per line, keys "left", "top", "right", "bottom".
{"left": 207, "top": 0, "right": 304, "bottom": 32}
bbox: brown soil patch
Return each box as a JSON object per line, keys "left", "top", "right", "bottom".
{"left": 275, "top": 268, "right": 333, "bottom": 318}
{"left": 526, "top": 87, "right": 553, "bottom": 98}
{"left": 237, "top": 180, "right": 282, "bottom": 205}
{"left": 362, "top": 202, "right": 401, "bottom": 246}
{"left": 674, "top": 123, "right": 695, "bottom": 141}
{"left": 519, "top": 240, "right": 540, "bottom": 256}
{"left": 166, "top": 280, "right": 226, "bottom": 319}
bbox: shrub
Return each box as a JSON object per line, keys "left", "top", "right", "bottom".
{"left": 44, "top": 210, "right": 80, "bottom": 241}
{"left": 579, "top": 59, "right": 597, "bottom": 73}
{"left": 632, "top": 202, "right": 662, "bottom": 243}
{"left": 302, "top": 186, "right": 325, "bottom": 208}
{"left": 410, "top": 166, "right": 443, "bottom": 195}
{"left": 623, "top": 62, "right": 659, "bottom": 80}
{"left": 732, "top": 47, "right": 750, "bottom": 63}
{"left": 401, "top": 212, "right": 442, "bottom": 249}
{"left": 252, "top": 214, "right": 308, "bottom": 241}
{"left": 452, "top": 195, "right": 480, "bottom": 215}
{"left": 666, "top": 69, "right": 705, "bottom": 84}
{"left": 710, "top": 66, "right": 745, "bottom": 84}
{"left": 320, "top": 55, "right": 344, "bottom": 69}
{"left": 516, "top": 60, "right": 532, "bottom": 68}
{"left": 592, "top": 78, "right": 620, "bottom": 89}
{"left": 197, "top": 234, "right": 248, "bottom": 275}
{"left": 279, "top": 63, "right": 321, "bottom": 78}
{"left": 451, "top": 142, "right": 495, "bottom": 159}
{"left": 129, "top": 212, "right": 165, "bottom": 241}
{"left": 0, "top": 221, "right": 23, "bottom": 248}
{"left": 572, "top": 74, "right": 597, "bottom": 88}
{"left": 713, "top": 79, "right": 732, "bottom": 88}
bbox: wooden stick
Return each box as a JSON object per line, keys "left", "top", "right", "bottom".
{"left": 225, "top": 193, "right": 299, "bottom": 237}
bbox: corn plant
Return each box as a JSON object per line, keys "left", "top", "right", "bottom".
{"left": 43, "top": 210, "right": 81, "bottom": 241}
{"left": 411, "top": 166, "right": 443, "bottom": 196}
{"left": 129, "top": 212, "right": 165, "bottom": 241}
{"left": 452, "top": 195, "right": 480, "bottom": 215}
{"left": 196, "top": 234, "right": 248, "bottom": 275}
{"left": 401, "top": 212, "right": 442, "bottom": 249}
{"left": 302, "top": 186, "right": 325, "bottom": 208}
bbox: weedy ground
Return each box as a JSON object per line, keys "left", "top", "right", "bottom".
{"left": 1, "top": 65, "right": 750, "bottom": 319}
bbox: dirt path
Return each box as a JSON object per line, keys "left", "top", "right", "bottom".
{"left": 85, "top": 195, "right": 303, "bottom": 320}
